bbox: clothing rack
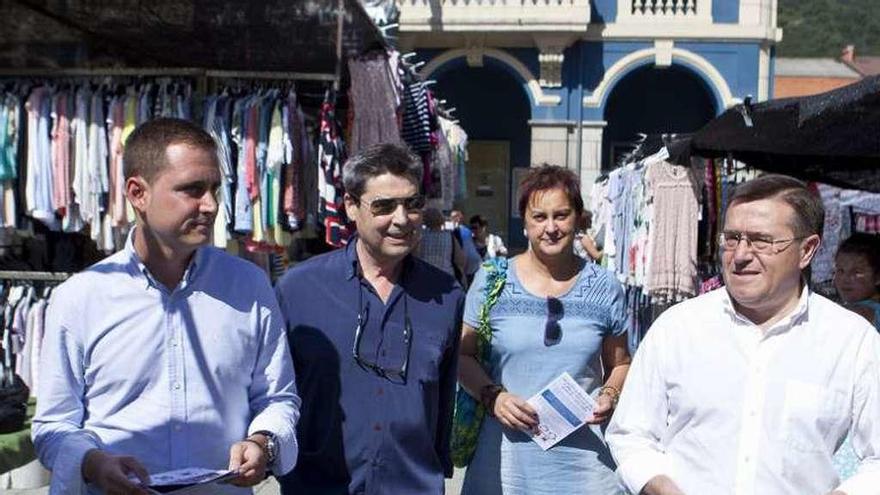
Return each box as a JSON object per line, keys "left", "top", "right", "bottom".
{"left": 0, "top": 271, "right": 71, "bottom": 282}
{"left": 0, "top": 68, "right": 337, "bottom": 96}
{"left": 0, "top": 67, "right": 337, "bottom": 82}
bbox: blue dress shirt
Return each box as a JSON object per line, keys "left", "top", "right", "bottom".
{"left": 275, "top": 238, "right": 464, "bottom": 495}
{"left": 32, "top": 229, "right": 300, "bottom": 494}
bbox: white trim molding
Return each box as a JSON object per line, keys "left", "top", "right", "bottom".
{"left": 582, "top": 46, "right": 739, "bottom": 110}
{"left": 421, "top": 48, "right": 563, "bottom": 107}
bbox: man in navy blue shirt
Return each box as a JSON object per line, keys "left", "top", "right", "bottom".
{"left": 275, "top": 143, "right": 464, "bottom": 495}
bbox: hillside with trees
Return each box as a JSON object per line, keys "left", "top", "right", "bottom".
{"left": 778, "top": 0, "right": 880, "bottom": 56}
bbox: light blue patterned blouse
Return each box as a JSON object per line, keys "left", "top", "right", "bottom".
{"left": 461, "top": 257, "right": 627, "bottom": 495}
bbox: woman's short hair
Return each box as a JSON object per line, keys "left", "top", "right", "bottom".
{"left": 517, "top": 165, "right": 584, "bottom": 218}
{"left": 123, "top": 118, "right": 217, "bottom": 184}
{"left": 342, "top": 143, "right": 423, "bottom": 199}
{"left": 836, "top": 233, "right": 880, "bottom": 275}
{"left": 726, "top": 174, "right": 824, "bottom": 238}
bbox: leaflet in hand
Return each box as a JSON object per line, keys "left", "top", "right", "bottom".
{"left": 130, "top": 467, "right": 238, "bottom": 494}
{"left": 526, "top": 372, "right": 596, "bottom": 450}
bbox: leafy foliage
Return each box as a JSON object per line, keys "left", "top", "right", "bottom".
{"left": 777, "top": 0, "right": 880, "bottom": 56}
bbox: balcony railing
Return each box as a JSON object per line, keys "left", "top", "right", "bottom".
{"left": 398, "top": 0, "right": 592, "bottom": 32}
{"left": 618, "top": 0, "right": 710, "bottom": 22}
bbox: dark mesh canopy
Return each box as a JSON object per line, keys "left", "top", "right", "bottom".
{"left": 689, "top": 75, "right": 880, "bottom": 192}
{"left": 0, "top": 0, "right": 385, "bottom": 74}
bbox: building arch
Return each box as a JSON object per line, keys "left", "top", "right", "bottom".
{"left": 601, "top": 63, "right": 717, "bottom": 169}
{"left": 420, "top": 47, "right": 561, "bottom": 108}
{"left": 583, "top": 46, "right": 738, "bottom": 113}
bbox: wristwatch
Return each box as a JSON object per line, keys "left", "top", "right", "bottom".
{"left": 251, "top": 430, "right": 278, "bottom": 465}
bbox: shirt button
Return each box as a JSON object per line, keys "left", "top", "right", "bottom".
{"left": 173, "top": 383, "right": 181, "bottom": 390}
{"left": 174, "top": 424, "right": 182, "bottom": 432}
{"left": 377, "top": 388, "right": 384, "bottom": 396}
{"left": 373, "top": 423, "right": 382, "bottom": 431}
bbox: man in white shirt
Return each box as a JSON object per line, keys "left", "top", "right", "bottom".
{"left": 607, "top": 174, "right": 880, "bottom": 495}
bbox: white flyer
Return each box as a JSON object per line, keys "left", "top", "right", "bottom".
{"left": 526, "top": 372, "right": 597, "bottom": 450}
{"left": 128, "top": 468, "right": 238, "bottom": 494}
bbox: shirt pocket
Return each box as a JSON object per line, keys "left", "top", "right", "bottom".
{"left": 781, "top": 379, "right": 847, "bottom": 454}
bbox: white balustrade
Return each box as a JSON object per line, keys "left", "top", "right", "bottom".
{"left": 398, "top": 0, "right": 592, "bottom": 32}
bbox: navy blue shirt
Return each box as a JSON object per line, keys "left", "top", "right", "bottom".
{"left": 275, "top": 239, "right": 464, "bottom": 495}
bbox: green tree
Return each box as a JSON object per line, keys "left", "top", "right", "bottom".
{"left": 778, "top": 0, "right": 880, "bottom": 56}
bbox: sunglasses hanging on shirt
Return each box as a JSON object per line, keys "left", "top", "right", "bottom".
{"left": 545, "top": 297, "right": 564, "bottom": 346}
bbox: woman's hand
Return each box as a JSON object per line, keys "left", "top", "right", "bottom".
{"left": 586, "top": 393, "right": 615, "bottom": 424}
{"left": 493, "top": 392, "right": 539, "bottom": 432}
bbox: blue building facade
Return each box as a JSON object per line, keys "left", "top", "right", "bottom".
{"left": 400, "top": 0, "right": 780, "bottom": 247}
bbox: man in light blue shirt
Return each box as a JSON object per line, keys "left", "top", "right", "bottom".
{"left": 32, "top": 118, "right": 300, "bottom": 494}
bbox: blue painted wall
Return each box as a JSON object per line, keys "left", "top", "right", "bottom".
{"left": 676, "top": 41, "right": 760, "bottom": 100}
{"left": 591, "top": 0, "right": 617, "bottom": 23}
{"left": 713, "top": 0, "right": 740, "bottom": 23}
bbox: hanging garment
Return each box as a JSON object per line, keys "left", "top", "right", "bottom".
{"left": 347, "top": 53, "right": 402, "bottom": 154}
{"left": 317, "top": 98, "right": 350, "bottom": 248}
{"left": 644, "top": 160, "right": 700, "bottom": 302}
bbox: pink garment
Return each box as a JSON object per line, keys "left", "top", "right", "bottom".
{"left": 51, "top": 92, "right": 71, "bottom": 214}
{"left": 645, "top": 160, "right": 700, "bottom": 301}
{"left": 246, "top": 103, "right": 259, "bottom": 201}
{"left": 108, "top": 98, "right": 126, "bottom": 226}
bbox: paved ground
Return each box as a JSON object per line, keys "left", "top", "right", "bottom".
{"left": 3, "top": 468, "right": 467, "bottom": 494}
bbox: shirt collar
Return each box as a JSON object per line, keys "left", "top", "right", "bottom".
{"left": 125, "top": 226, "right": 204, "bottom": 292}
{"left": 344, "top": 235, "right": 414, "bottom": 284}
{"left": 721, "top": 283, "right": 811, "bottom": 335}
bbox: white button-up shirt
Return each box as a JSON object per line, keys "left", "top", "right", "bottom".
{"left": 607, "top": 287, "right": 880, "bottom": 495}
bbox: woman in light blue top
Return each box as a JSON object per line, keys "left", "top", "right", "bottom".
{"left": 832, "top": 233, "right": 880, "bottom": 480}
{"left": 458, "top": 165, "right": 631, "bottom": 495}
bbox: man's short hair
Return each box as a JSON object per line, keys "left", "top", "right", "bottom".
{"left": 726, "top": 174, "right": 825, "bottom": 238}
{"left": 123, "top": 118, "right": 218, "bottom": 184}
{"left": 342, "top": 143, "right": 423, "bottom": 199}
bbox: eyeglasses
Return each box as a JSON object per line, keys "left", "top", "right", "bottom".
{"left": 352, "top": 285, "right": 412, "bottom": 383}
{"left": 357, "top": 195, "right": 426, "bottom": 216}
{"left": 545, "top": 297, "right": 563, "bottom": 346}
{"left": 719, "top": 231, "right": 805, "bottom": 254}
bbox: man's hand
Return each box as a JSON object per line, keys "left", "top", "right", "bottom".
{"left": 82, "top": 449, "right": 151, "bottom": 495}
{"left": 586, "top": 393, "right": 615, "bottom": 424}
{"left": 493, "top": 392, "right": 539, "bottom": 432}
{"left": 641, "top": 475, "right": 686, "bottom": 495}
{"left": 227, "top": 436, "right": 269, "bottom": 487}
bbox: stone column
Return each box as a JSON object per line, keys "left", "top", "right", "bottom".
{"left": 577, "top": 121, "right": 606, "bottom": 203}
{"left": 529, "top": 120, "right": 575, "bottom": 168}
{"left": 529, "top": 120, "right": 605, "bottom": 203}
